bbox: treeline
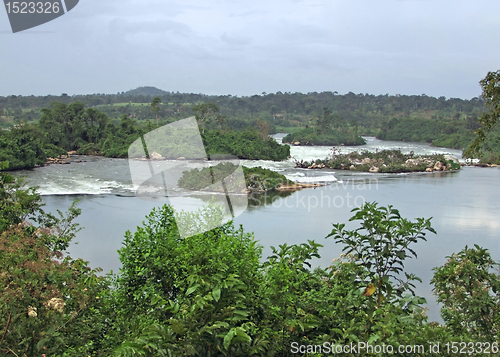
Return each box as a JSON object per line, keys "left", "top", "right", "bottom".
{"left": 0, "top": 101, "right": 290, "bottom": 170}
{"left": 377, "top": 115, "right": 479, "bottom": 149}
{"left": 1, "top": 88, "right": 484, "bottom": 134}
{"left": 2, "top": 87, "right": 498, "bottom": 161}
{"left": 282, "top": 108, "right": 366, "bottom": 146}
{"left": 2, "top": 176, "right": 499, "bottom": 356}
{"left": 0, "top": 102, "right": 148, "bottom": 169}
{"left": 283, "top": 127, "right": 366, "bottom": 146}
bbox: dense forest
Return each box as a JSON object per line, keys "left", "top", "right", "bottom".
{"left": 0, "top": 101, "right": 289, "bottom": 170}
{"left": 282, "top": 108, "right": 366, "bottom": 146}
{"left": 1, "top": 77, "right": 499, "bottom": 169}
{"left": 1, "top": 168, "right": 500, "bottom": 356}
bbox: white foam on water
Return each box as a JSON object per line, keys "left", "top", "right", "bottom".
{"left": 287, "top": 174, "right": 339, "bottom": 184}
{"left": 37, "top": 179, "right": 135, "bottom": 196}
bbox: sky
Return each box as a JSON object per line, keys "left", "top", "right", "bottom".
{"left": 1, "top": 0, "right": 499, "bottom": 99}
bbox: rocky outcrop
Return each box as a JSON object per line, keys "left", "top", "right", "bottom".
{"left": 294, "top": 150, "right": 460, "bottom": 173}
{"left": 150, "top": 152, "right": 164, "bottom": 160}
{"left": 433, "top": 161, "right": 443, "bottom": 171}
{"left": 45, "top": 155, "right": 70, "bottom": 165}
{"left": 276, "top": 182, "right": 323, "bottom": 191}
{"left": 444, "top": 154, "right": 459, "bottom": 165}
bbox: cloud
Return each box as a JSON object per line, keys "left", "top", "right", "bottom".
{"left": 108, "top": 18, "right": 192, "bottom": 36}
{"left": 1, "top": 0, "right": 500, "bottom": 97}
{"left": 220, "top": 32, "right": 252, "bottom": 46}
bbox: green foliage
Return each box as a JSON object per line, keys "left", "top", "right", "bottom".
{"left": 465, "top": 70, "right": 500, "bottom": 159}
{"left": 112, "top": 202, "right": 476, "bottom": 356}
{"left": 0, "top": 170, "right": 108, "bottom": 356}
{"left": 377, "top": 116, "right": 475, "bottom": 149}
{"left": 259, "top": 241, "right": 324, "bottom": 354}
{"left": 113, "top": 204, "right": 265, "bottom": 355}
{"left": 328, "top": 202, "right": 436, "bottom": 308}
{"left": 432, "top": 245, "right": 500, "bottom": 341}
{"left": 150, "top": 96, "right": 161, "bottom": 122}
{"left": 283, "top": 127, "right": 366, "bottom": 146}
{"left": 0, "top": 162, "right": 43, "bottom": 233}
{"left": 3, "top": 163, "right": 496, "bottom": 355}
{"left": 193, "top": 102, "right": 219, "bottom": 134}
{"left": 177, "top": 163, "right": 292, "bottom": 192}
{"left": 298, "top": 149, "right": 452, "bottom": 173}
{"left": 242, "top": 166, "right": 293, "bottom": 191}
{"left": 0, "top": 101, "right": 291, "bottom": 169}
{"left": 203, "top": 130, "right": 290, "bottom": 160}
{"left": 0, "top": 124, "right": 66, "bottom": 170}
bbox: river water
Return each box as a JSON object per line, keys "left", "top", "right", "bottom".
{"left": 12, "top": 136, "right": 499, "bottom": 322}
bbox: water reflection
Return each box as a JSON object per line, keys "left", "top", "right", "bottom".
{"left": 247, "top": 190, "right": 295, "bottom": 209}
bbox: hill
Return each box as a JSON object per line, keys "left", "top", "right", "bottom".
{"left": 120, "top": 86, "right": 170, "bottom": 97}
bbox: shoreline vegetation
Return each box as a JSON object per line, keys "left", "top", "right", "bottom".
{"left": 283, "top": 127, "right": 366, "bottom": 146}
{"left": 178, "top": 163, "right": 323, "bottom": 193}
{"left": 0, "top": 102, "right": 290, "bottom": 172}
{"left": 281, "top": 109, "right": 366, "bottom": 146}
{"left": 294, "top": 149, "right": 462, "bottom": 173}
{"left": 2, "top": 165, "right": 499, "bottom": 355}
{"left": 2, "top": 85, "right": 500, "bottom": 171}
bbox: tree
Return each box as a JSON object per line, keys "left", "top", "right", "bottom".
{"left": 0, "top": 164, "right": 107, "bottom": 356}
{"left": 256, "top": 119, "right": 271, "bottom": 141}
{"left": 432, "top": 245, "right": 500, "bottom": 341}
{"left": 269, "top": 105, "right": 277, "bottom": 120}
{"left": 215, "top": 113, "right": 226, "bottom": 130}
{"left": 327, "top": 202, "right": 435, "bottom": 309}
{"left": 113, "top": 204, "right": 266, "bottom": 355}
{"left": 464, "top": 70, "right": 500, "bottom": 158}
{"left": 150, "top": 97, "right": 161, "bottom": 124}
{"left": 0, "top": 161, "right": 42, "bottom": 233}
{"left": 192, "top": 103, "right": 219, "bottom": 134}
{"left": 317, "top": 107, "right": 332, "bottom": 133}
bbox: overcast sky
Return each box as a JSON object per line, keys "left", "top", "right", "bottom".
{"left": 1, "top": 0, "right": 499, "bottom": 98}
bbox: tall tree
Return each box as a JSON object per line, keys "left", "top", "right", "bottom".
{"left": 192, "top": 103, "right": 219, "bottom": 134}
{"left": 464, "top": 70, "right": 500, "bottom": 158}
{"left": 150, "top": 97, "right": 161, "bottom": 124}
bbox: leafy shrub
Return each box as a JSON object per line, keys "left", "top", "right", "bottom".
{"left": 113, "top": 204, "right": 266, "bottom": 355}
{"left": 432, "top": 245, "right": 500, "bottom": 341}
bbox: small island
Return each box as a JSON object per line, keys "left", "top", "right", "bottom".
{"left": 294, "top": 149, "right": 461, "bottom": 173}
{"left": 178, "top": 163, "right": 322, "bottom": 193}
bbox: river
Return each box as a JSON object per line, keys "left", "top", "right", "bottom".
{"left": 12, "top": 136, "right": 499, "bottom": 322}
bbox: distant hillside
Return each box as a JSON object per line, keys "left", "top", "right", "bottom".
{"left": 121, "top": 86, "right": 169, "bottom": 97}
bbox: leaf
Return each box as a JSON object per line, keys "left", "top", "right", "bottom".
{"left": 212, "top": 287, "right": 221, "bottom": 302}
{"left": 367, "top": 334, "right": 380, "bottom": 344}
{"left": 186, "top": 284, "right": 200, "bottom": 296}
{"left": 37, "top": 337, "right": 50, "bottom": 351}
{"left": 364, "top": 284, "right": 377, "bottom": 296}
{"left": 223, "top": 329, "right": 236, "bottom": 350}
